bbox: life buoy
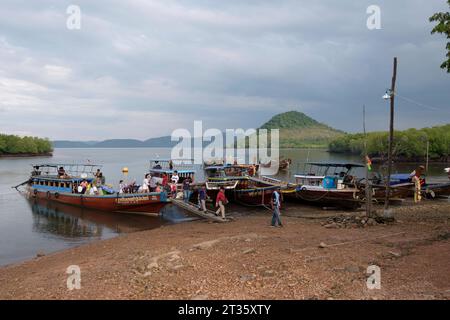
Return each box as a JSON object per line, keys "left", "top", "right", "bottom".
{"left": 54, "top": 192, "right": 59, "bottom": 199}
{"left": 46, "top": 191, "right": 51, "bottom": 199}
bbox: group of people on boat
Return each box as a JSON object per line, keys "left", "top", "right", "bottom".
{"left": 70, "top": 168, "right": 108, "bottom": 196}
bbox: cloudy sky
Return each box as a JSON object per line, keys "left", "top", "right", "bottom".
{"left": 0, "top": 0, "right": 449, "bottom": 140}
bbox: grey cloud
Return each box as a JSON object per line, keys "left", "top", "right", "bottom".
{"left": 0, "top": 0, "right": 449, "bottom": 140}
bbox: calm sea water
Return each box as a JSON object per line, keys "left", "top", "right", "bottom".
{"left": 0, "top": 148, "right": 447, "bottom": 266}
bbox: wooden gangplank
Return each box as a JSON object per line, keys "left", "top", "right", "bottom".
{"left": 171, "top": 199, "right": 231, "bottom": 223}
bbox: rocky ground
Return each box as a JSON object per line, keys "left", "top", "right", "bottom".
{"left": 0, "top": 200, "right": 449, "bottom": 300}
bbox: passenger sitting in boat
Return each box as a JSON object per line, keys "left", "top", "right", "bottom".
{"left": 155, "top": 183, "right": 162, "bottom": 193}
{"left": 89, "top": 184, "right": 99, "bottom": 195}
{"left": 80, "top": 180, "right": 88, "bottom": 194}
{"left": 149, "top": 175, "right": 157, "bottom": 191}
{"left": 31, "top": 166, "right": 41, "bottom": 176}
{"left": 153, "top": 161, "right": 162, "bottom": 169}
{"left": 142, "top": 174, "right": 150, "bottom": 193}
{"left": 171, "top": 171, "right": 180, "bottom": 184}
{"left": 162, "top": 173, "right": 168, "bottom": 187}
{"left": 119, "top": 180, "right": 126, "bottom": 194}
{"left": 58, "top": 167, "right": 68, "bottom": 179}
{"left": 124, "top": 180, "right": 139, "bottom": 193}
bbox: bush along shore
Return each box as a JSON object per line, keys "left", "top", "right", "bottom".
{"left": 328, "top": 124, "right": 450, "bottom": 163}
{"left": 0, "top": 134, "right": 53, "bottom": 157}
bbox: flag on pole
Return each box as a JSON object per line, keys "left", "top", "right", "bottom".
{"left": 365, "top": 156, "right": 372, "bottom": 171}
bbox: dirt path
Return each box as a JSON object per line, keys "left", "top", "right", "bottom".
{"left": 0, "top": 202, "right": 449, "bottom": 300}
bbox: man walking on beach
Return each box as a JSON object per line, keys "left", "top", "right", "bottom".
{"left": 198, "top": 185, "right": 207, "bottom": 212}
{"left": 215, "top": 187, "right": 228, "bottom": 218}
{"left": 410, "top": 165, "right": 425, "bottom": 203}
{"left": 271, "top": 189, "right": 282, "bottom": 227}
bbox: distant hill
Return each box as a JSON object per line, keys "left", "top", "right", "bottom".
{"left": 259, "top": 111, "right": 345, "bottom": 148}
{"left": 52, "top": 140, "right": 93, "bottom": 148}
{"left": 53, "top": 137, "right": 181, "bottom": 148}
{"left": 53, "top": 111, "right": 343, "bottom": 149}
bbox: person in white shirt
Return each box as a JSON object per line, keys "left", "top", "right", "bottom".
{"left": 171, "top": 171, "right": 180, "bottom": 184}
{"left": 119, "top": 180, "right": 126, "bottom": 194}
{"left": 142, "top": 174, "right": 150, "bottom": 193}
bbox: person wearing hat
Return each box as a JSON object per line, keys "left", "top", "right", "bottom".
{"left": 410, "top": 165, "right": 425, "bottom": 203}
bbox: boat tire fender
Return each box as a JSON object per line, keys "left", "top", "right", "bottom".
{"left": 46, "top": 191, "right": 51, "bottom": 199}
{"left": 54, "top": 192, "right": 59, "bottom": 199}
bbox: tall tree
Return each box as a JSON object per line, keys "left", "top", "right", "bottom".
{"left": 430, "top": 1, "right": 450, "bottom": 73}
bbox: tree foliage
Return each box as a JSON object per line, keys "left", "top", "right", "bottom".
{"left": 329, "top": 124, "right": 450, "bottom": 160}
{"left": 430, "top": 0, "right": 450, "bottom": 73}
{"left": 0, "top": 134, "right": 53, "bottom": 155}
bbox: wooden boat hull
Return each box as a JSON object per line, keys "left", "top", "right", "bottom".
{"left": 27, "top": 188, "right": 168, "bottom": 215}
{"left": 233, "top": 178, "right": 280, "bottom": 206}
{"left": 293, "top": 187, "right": 361, "bottom": 209}
{"left": 366, "top": 183, "right": 414, "bottom": 202}
{"left": 423, "top": 182, "right": 450, "bottom": 198}
{"left": 233, "top": 186, "right": 279, "bottom": 206}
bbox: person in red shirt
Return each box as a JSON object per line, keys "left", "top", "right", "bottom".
{"left": 215, "top": 187, "right": 228, "bottom": 218}
{"left": 162, "top": 173, "right": 168, "bottom": 187}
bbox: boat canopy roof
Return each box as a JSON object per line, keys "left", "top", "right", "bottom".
{"left": 31, "top": 163, "right": 102, "bottom": 179}
{"left": 204, "top": 164, "right": 232, "bottom": 171}
{"left": 306, "top": 162, "right": 365, "bottom": 169}
{"left": 149, "top": 168, "right": 196, "bottom": 174}
{"left": 32, "top": 163, "right": 102, "bottom": 168}
{"left": 149, "top": 159, "right": 196, "bottom": 174}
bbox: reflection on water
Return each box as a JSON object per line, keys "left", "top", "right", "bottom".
{"left": 31, "top": 200, "right": 104, "bottom": 238}
{"left": 28, "top": 198, "right": 171, "bottom": 237}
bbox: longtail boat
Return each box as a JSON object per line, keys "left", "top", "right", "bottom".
{"left": 357, "top": 173, "right": 415, "bottom": 203}
{"left": 292, "top": 162, "right": 364, "bottom": 209}
{"left": 377, "top": 172, "right": 450, "bottom": 199}
{"left": 15, "top": 164, "right": 169, "bottom": 216}
{"left": 233, "top": 177, "right": 280, "bottom": 207}
{"left": 203, "top": 164, "right": 275, "bottom": 207}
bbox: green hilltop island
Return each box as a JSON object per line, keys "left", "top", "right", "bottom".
{"left": 258, "top": 111, "right": 345, "bottom": 148}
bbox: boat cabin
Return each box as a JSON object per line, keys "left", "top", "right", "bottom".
{"left": 204, "top": 164, "right": 250, "bottom": 181}
{"left": 148, "top": 159, "right": 196, "bottom": 183}
{"left": 294, "top": 162, "right": 364, "bottom": 190}
{"left": 29, "top": 164, "right": 102, "bottom": 194}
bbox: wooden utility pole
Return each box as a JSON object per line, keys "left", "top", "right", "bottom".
{"left": 363, "top": 105, "right": 372, "bottom": 217}
{"left": 384, "top": 57, "right": 398, "bottom": 213}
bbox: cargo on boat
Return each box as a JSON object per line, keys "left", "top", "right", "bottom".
{"left": 16, "top": 164, "right": 169, "bottom": 216}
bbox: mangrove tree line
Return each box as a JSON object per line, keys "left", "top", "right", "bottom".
{"left": 329, "top": 124, "right": 450, "bottom": 160}
{"left": 0, "top": 134, "right": 53, "bottom": 155}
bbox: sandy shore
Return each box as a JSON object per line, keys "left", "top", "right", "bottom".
{"left": 0, "top": 200, "right": 449, "bottom": 300}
